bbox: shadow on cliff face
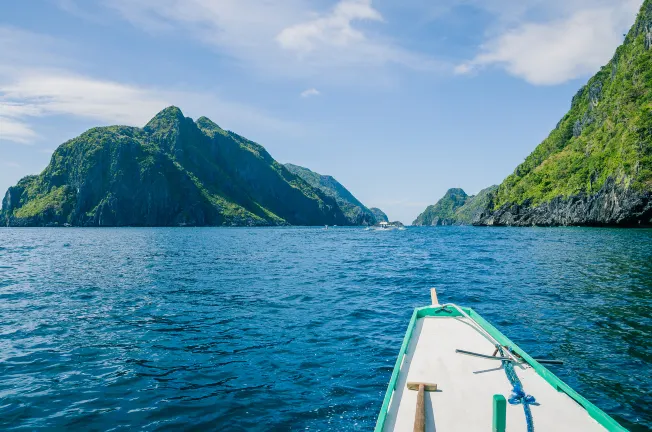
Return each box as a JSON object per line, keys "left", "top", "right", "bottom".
{"left": 474, "top": 178, "right": 652, "bottom": 228}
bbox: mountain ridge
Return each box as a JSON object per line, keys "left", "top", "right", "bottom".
{"left": 1, "top": 107, "right": 359, "bottom": 227}
{"left": 413, "top": 186, "right": 497, "bottom": 226}
{"left": 283, "top": 163, "right": 376, "bottom": 226}
{"left": 369, "top": 207, "right": 389, "bottom": 223}
{"left": 413, "top": 188, "right": 468, "bottom": 226}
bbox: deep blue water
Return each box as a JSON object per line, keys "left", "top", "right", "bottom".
{"left": 0, "top": 227, "right": 650, "bottom": 431}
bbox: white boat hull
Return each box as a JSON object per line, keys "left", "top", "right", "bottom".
{"left": 377, "top": 308, "right": 623, "bottom": 431}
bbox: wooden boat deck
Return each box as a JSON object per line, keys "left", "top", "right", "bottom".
{"left": 382, "top": 316, "right": 607, "bottom": 431}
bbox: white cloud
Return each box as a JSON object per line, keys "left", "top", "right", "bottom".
{"left": 300, "top": 88, "right": 320, "bottom": 98}
{"left": 100, "top": 0, "right": 443, "bottom": 79}
{"left": 0, "top": 70, "right": 170, "bottom": 143}
{"left": 0, "top": 116, "right": 37, "bottom": 144}
{"left": 0, "top": 69, "right": 300, "bottom": 144}
{"left": 453, "top": 63, "right": 472, "bottom": 75}
{"left": 0, "top": 26, "right": 299, "bottom": 144}
{"left": 277, "top": 0, "right": 383, "bottom": 53}
{"left": 457, "top": 0, "right": 642, "bottom": 85}
{"left": 54, "top": 0, "right": 647, "bottom": 87}
{"left": 1, "top": 71, "right": 169, "bottom": 126}
{"left": 274, "top": 0, "right": 444, "bottom": 73}
{"left": 98, "top": 0, "right": 642, "bottom": 86}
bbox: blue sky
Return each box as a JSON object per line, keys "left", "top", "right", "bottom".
{"left": 0, "top": 0, "right": 643, "bottom": 223}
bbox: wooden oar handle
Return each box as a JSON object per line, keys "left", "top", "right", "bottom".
{"left": 407, "top": 382, "right": 436, "bottom": 431}
{"left": 413, "top": 384, "right": 425, "bottom": 432}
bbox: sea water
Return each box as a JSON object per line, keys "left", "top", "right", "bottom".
{"left": 0, "top": 227, "right": 650, "bottom": 431}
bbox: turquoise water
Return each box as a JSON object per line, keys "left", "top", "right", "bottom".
{"left": 0, "top": 227, "right": 650, "bottom": 431}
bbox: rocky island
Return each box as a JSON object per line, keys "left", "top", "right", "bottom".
{"left": 1, "top": 107, "right": 376, "bottom": 227}
{"left": 475, "top": 1, "right": 652, "bottom": 227}
{"left": 413, "top": 186, "right": 497, "bottom": 226}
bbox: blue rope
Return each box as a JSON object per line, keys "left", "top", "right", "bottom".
{"left": 498, "top": 346, "right": 536, "bottom": 432}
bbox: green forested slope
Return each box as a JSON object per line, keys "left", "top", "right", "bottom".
{"left": 413, "top": 186, "right": 498, "bottom": 225}
{"left": 369, "top": 207, "right": 389, "bottom": 223}
{"left": 1, "top": 107, "right": 352, "bottom": 227}
{"left": 413, "top": 188, "right": 468, "bottom": 225}
{"left": 493, "top": 1, "right": 652, "bottom": 210}
{"left": 284, "top": 163, "right": 376, "bottom": 225}
{"left": 453, "top": 186, "right": 498, "bottom": 223}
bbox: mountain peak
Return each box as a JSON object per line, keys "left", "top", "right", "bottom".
{"left": 195, "top": 116, "right": 224, "bottom": 133}
{"left": 412, "top": 188, "right": 470, "bottom": 226}
{"left": 154, "top": 105, "right": 185, "bottom": 121}
{"left": 144, "top": 106, "right": 186, "bottom": 131}
{"left": 444, "top": 188, "right": 467, "bottom": 197}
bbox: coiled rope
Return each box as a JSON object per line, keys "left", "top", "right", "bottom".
{"left": 497, "top": 345, "right": 536, "bottom": 432}
{"left": 437, "top": 304, "right": 536, "bottom": 431}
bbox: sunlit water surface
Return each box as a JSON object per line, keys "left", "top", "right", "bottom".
{"left": 0, "top": 227, "right": 650, "bottom": 431}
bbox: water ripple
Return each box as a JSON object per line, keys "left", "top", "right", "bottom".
{"left": 0, "top": 227, "right": 650, "bottom": 430}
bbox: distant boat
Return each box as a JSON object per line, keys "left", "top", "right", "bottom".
{"left": 376, "top": 289, "right": 625, "bottom": 432}
{"left": 372, "top": 222, "right": 399, "bottom": 231}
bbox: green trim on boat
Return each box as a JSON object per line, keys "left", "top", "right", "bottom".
{"left": 374, "top": 306, "right": 627, "bottom": 432}
{"left": 493, "top": 394, "right": 507, "bottom": 432}
{"left": 375, "top": 308, "right": 419, "bottom": 432}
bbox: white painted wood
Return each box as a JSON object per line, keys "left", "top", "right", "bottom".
{"left": 383, "top": 316, "right": 606, "bottom": 432}
{"left": 430, "top": 288, "right": 439, "bottom": 306}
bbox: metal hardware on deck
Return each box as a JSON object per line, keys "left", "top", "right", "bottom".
{"left": 457, "top": 348, "right": 564, "bottom": 365}
{"left": 456, "top": 349, "right": 514, "bottom": 361}
{"left": 532, "top": 359, "right": 564, "bottom": 365}
{"left": 436, "top": 305, "right": 452, "bottom": 314}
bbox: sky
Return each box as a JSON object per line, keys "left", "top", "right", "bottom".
{"left": 0, "top": 0, "right": 644, "bottom": 224}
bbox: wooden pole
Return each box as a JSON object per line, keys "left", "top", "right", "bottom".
{"left": 430, "top": 288, "right": 439, "bottom": 306}
{"left": 407, "top": 382, "right": 437, "bottom": 432}
{"left": 413, "top": 384, "right": 426, "bottom": 432}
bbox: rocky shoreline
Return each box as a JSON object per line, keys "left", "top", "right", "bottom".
{"left": 474, "top": 178, "right": 652, "bottom": 227}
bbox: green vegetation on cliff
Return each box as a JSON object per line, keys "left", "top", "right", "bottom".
{"left": 452, "top": 186, "right": 498, "bottom": 223}
{"left": 1, "top": 107, "right": 355, "bottom": 227}
{"left": 369, "top": 207, "right": 389, "bottom": 223}
{"left": 413, "top": 186, "right": 498, "bottom": 225}
{"left": 493, "top": 0, "right": 652, "bottom": 210}
{"left": 413, "top": 188, "right": 468, "bottom": 225}
{"left": 284, "top": 164, "right": 376, "bottom": 225}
